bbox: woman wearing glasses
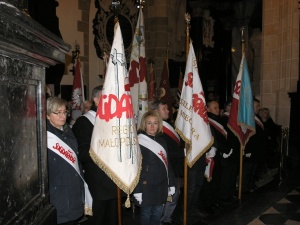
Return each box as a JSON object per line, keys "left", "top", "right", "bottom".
{"left": 46, "top": 97, "right": 84, "bottom": 225}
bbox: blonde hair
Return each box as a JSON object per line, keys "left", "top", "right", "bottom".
{"left": 138, "top": 110, "right": 163, "bottom": 134}
{"left": 46, "top": 97, "right": 67, "bottom": 116}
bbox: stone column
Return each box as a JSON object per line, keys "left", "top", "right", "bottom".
{"left": 0, "top": 1, "right": 70, "bottom": 224}
{"left": 250, "top": 28, "right": 262, "bottom": 96}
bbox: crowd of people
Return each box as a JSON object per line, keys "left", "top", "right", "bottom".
{"left": 46, "top": 88, "right": 281, "bottom": 225}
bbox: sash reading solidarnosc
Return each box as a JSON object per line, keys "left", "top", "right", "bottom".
{"left": 163, "top": 121, "right": 180, "bottom": 146}
{"left": 138, "top": 134, "right": 168, "bottom": 173}
{"left": 47, "top": 131, "right": 93, "bottom": 215}
{"left": 208, "top": 117, "right": 227, "bottom": 138}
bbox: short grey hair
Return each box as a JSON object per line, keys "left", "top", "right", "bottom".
{"left": 150, "top": 100, "right": 167, "bottom": 111}
{"left": 91, "top": 85, "right": 103, "bottom": 100}
{"left": 46, "top": 97, "right": 67, "bottom": 115}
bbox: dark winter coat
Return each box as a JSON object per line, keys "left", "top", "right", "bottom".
{"left": 244, "top": 116, "right": 268, "bottom": 163}
{"left": 72, "top": 106, "right": 118, "bottom": 201}
{"left": 134, "top": 132, "right": 175, "bottom": 206}
{"left": 47, "top": 120, "right": 84, "bottom": 224}
{"left": 221, "top": 113, "right": 241, "bottom": 163}
{"left": 162, "top": 119, "right": 184, "bottom": 178}
{"left": 208, "top": 112, "right": 231, "bottom": 156}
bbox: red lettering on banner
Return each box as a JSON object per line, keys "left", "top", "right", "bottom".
{"left": 128, "top": 61, "right": 139, "bottom": 87}
{"left": 97, "top": 93, "right": 134, "bottom": 122}
{"left": 139, "top": 57, "right": 146, "bottom": 82}
{"left": 53, "top": 143, "right": 76, "bottom": 163}
{"left": 192, "top": 91, "right": 209, "bottom": 124}
{"left": 124, "top": 77, "right": 130, "bottom": 91}
{"left": 234, "top": 80, "right": 241, "bottom": 95}
{"left": 158, "top": 150, "right": 168, "bottom": 167}
{"left": 185, "top": 72, "right": 193, "bottom": 87}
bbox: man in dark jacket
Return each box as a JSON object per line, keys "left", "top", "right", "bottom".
{"left": 243, "top": 98, "right": 268, "bottom": 192}
{"left": 220, "top": 100, "right": 240, "bottom": 205}
{"left": 72, "top": 86, "right": 118, "bottom": 225}
{"left": 200, "top": 100, "right": 232, "bottom": 213}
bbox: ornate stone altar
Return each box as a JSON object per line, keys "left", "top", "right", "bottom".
{"left": 0, "top": 1, "right": 70, "bottom": 224}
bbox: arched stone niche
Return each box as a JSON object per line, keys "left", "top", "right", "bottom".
{"left": 93, "top": 0, "right": 139, "bottom": 61}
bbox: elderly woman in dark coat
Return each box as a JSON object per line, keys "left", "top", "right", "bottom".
{"left": 46, "top": 97, "right": 84, "bottom": 225}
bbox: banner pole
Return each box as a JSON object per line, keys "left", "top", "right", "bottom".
{"left": 111, "top": 1, "right": 122, "bottom": 224}
{"left": 183, "top": 153, "right": 188, "bottom": 225}
{"left": 117, "top": 188, "right": 122, "bottom": 225}
{"left": 238, "top": 145, "right": 244, "bottom": 201}
{"left": 238, "top": 27, "right": 245, "bottom": 202}
{"left": 183, "top": 13, "right": 191, "bottom": 225}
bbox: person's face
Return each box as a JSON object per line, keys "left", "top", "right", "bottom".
{"left": 207, "top": 101, "right": 220, "bottom": 116}
{"left": 254, "top": 101, "right": 260, "bottom": 114}
{"left": 225, "top": 103, "right": 231, "bottom": 113}
{"left": 261, "top": 110, "right": 268, "bottom": 118}
{"left": 145, "top": 116, "right": 159, "bottom": 136}
{"left": 47, "top": 105, "right": 67, "bottom": 129}
{"left": 93, "top": 94, "right": 101, "bottom": 106}
{"left": 158, "top": 103, "right": 169, "bottom": 120}
{"left": 93, "top": 91, "right": 102, "bottom": 107}
{"left": 84, "top": 102, "right": 92, "bottom": 113}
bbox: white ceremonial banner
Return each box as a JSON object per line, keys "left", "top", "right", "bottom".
{"left": 90, "top": 22, "right": 142, "bottom": 203}
{"left": 128, "top": 9, "right": 148, "bottom": 126}
{"left": 175, "top": 42, "right": 214, "bottom": 167}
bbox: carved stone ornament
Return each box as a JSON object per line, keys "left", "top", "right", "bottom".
{"left": 93, "top": 0, "right": 139, "bottom": 61}
{"left": 202, "top": 10, "right": 214, "bottom": 48}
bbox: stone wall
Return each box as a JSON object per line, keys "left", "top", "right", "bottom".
{"left": 261, "top": 0, "right": 299, "bottom": 127}
{"left": 145, "top": 0, "right": 186, "bottom": 85}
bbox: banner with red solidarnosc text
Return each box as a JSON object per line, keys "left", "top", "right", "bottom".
{"left": 90, "top": 22, "right": 142, "bottom": 203}
{"left": 175, "top": 42, "right": 213, "bottom": 167}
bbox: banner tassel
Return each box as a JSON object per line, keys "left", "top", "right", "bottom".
{"left": 125, "top": 194, "right": 131, "bottom": 208}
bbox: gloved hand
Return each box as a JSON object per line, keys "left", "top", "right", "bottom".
{"left": 206, "top": 146, "right": 217, "bottom": 158}
{"left": 245, "top": 153, "right": 252, "bottom": 158}
{"left": 133, "top": 193, "right": 142, "bottom": 204}
{"left": 223, "top": 149, "right": 233, "bottom": 158}
{"left": 168, "top": 186, "right": 175, "bottom": 195}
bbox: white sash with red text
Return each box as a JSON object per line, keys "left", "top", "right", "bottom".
{"left": 138, "top": 133, "right": 168, "bottom": 174}
{"left": 47, "top": 131, "right": 93, "bottom": 215}
{"left": 163, "top": 121, "right": 180, "bottom": 146}
{"left": 208, "top": 117, "right": 227, "bottom": 138}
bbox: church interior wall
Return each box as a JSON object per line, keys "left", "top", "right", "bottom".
{"left": 54, "top": 0, "right": 298, "bottom": 127}
{"left": 261, "top": 0, "right": 299, "bottom": 127}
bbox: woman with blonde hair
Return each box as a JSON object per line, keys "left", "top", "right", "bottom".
{"left": 133, "top": 111, "right": 175, "bottom": 225}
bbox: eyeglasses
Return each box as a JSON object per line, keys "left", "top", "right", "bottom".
{"left": 52, "top": 111, "right": 69, "bottom": 116}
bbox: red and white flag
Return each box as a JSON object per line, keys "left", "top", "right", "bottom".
{"left": 159, "top": 59, "right": 173, "bottom": 121}
{"left": 90, "top": 22, "right": 142, "bottom": 200}
{"left": 128, "top": 8, "right": 148, "bottom": 126}
{"left": 148, "top": 62, "right": 156, "bottom": 105}
{"left": 175, "top": 42, "right": 214, "bottom": 167}
{"left": 71, "top": 59, "right": 85, "bottom": 120}
{"left": 228, "top": 53, "right": 256, "bottom": 147}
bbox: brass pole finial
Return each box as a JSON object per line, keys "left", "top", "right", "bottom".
{"left": 185, "top": 13, "right": 191, "bottom": 61}
{"left": 185, "top": 13, "right": 191, "bottom": 36}
{"left": 241, "top": 26, "right": 245, "bottom": 53}
{"left": 136, "top": 0, "right": 145, "bottom": 8}
{"left": 111, "top": 0, "right": 121, "bottom": 23}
